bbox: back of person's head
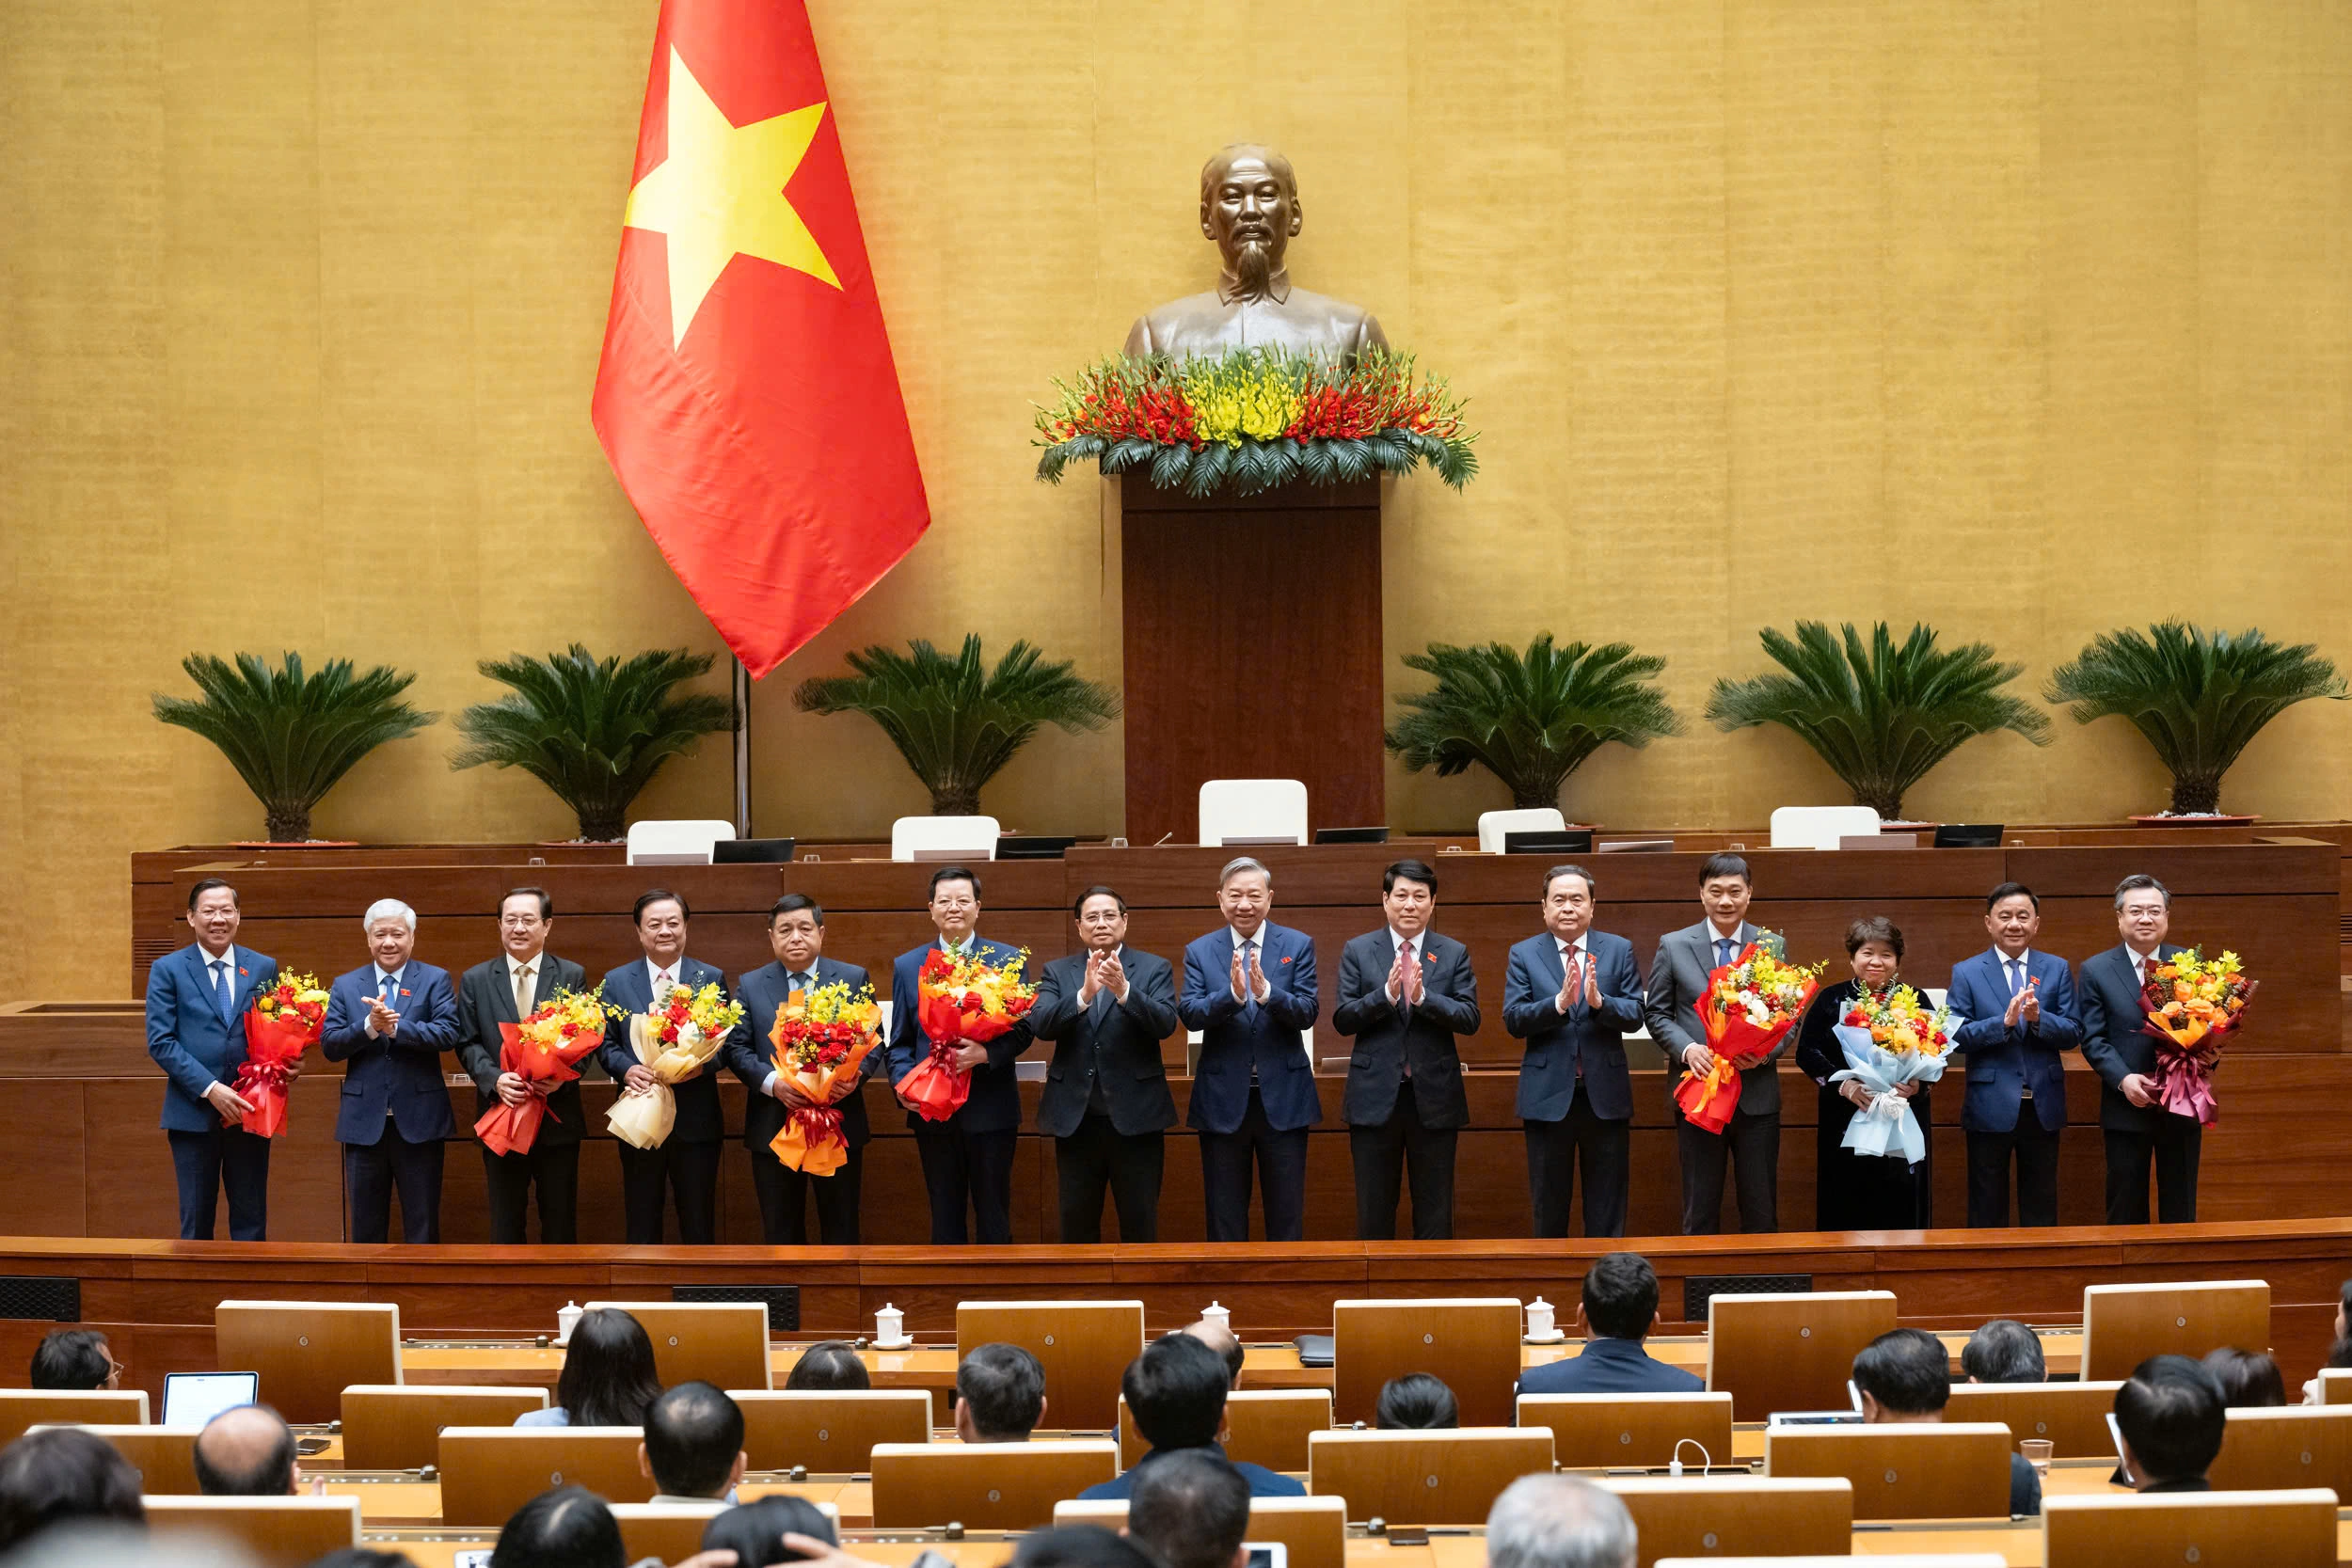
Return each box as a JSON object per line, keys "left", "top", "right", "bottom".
{"left": 1960, "top": 1319, "right": 2045, "bottom": 1384}
{"left": 697, "top": 1496, "right": 838, "bottom": 1565}
{"left": 644, "top": 1381, "right": 745, "bottom": 1498}
{"left": 1122, "top": 1332, "right": 1231, "bottom": 1451}
{"left": 489, "top": 1485, "right": 626, "bottom": 1568}
{"left": 956, "top": 1342, "right": 1045, "bottom": 1440}
{"left": 1486, "top": 1472, "right": 1638, "bottom": 1568}
{"left": 193, "top": 1403, "right": 297, "bottom": 1496}
{"left": 2201, "top": 1347, "right": 2285, "bottom": 1409}
{"left": 1128, "top": 1449, "right": 1248, "bottom": 1568}
{"left": 1375, "top": 1372, "right": 1458, "bottom": 1430}
{"left": 1184, "top": 1318, "right": 1246, "bottom": 1389}
{"left": 0, "top": 1428, "right": 145, "bottom": 1553}
{"left": 556, "top": 1308, "right": 664, "bottom": 1428}
{"left": 308, "top": 1551, "right": 419, "bottom": 1568}
{"left": 2328, "top": 1336, "right": 2352, "bottom": 1370}
{"left": 2116, "top": 1354, "right": 2227, "bottom": 1485}
{"left": 27, "top": 1331, "right": 113, "bottom": 1392}
{"left": 1851, "top": 1328, "right": 1950, "bottom": 1418}
{"left": 1581, "top": 1253, "right": 1661, "bottom": 1341}
{"left": 784, "top": 1339, "right": 869, "bottom": 1391}
{"left": 1009, "top": 1525, "right": 1167, "bottom": 1568}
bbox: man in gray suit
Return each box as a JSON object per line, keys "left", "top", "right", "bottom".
{"left": 1644, "top": 853, "right": 1780, "bottom": 1234}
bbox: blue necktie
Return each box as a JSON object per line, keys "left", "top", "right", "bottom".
{"left": 1241, "top": 940, "right": 1258, "bottom": 1011}
{"left": 382, "top": 972, "right": 400, "bottom": 1005}
{"left": 1715, "top": 938, "right": 1735, "bottom": 969}
{"left": 2007, "top": 958, "right": 2025, "bottom": 997}
{"left": 210, "top": 958, "right": 230, "bottom": 1024}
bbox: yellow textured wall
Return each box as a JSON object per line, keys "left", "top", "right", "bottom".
{"left": 4, "top": 0, "right": 2348, "bottom": 1001}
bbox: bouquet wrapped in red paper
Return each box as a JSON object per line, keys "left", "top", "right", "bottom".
{"left": 768, "top": 980, "right": 884, "bottom": 1176}
{"left": 474, "top": 986, "right": 611, "bottom": 1157}
{"left": 2140, "top": 948, "right": 2255, "bottom": 1128}
{"left": 898, "top": 947, "right": 1038, "bottom": 1123}
{"left": 1672, "top": 932, "right": 1822, "bottom": 1135}
{"left": 235, "top": 972, "right": 328, "bottom": 1138}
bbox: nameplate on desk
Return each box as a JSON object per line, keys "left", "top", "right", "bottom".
{"left": 909, "top": 848, "right": 989, "bottom": 863}
{"left": 1837, "top": 834, "right": 1924, "bottom": 851}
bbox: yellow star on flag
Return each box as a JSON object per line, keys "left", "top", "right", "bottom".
{"left": 624, "top": 47, "right": 841, "bottom": 348}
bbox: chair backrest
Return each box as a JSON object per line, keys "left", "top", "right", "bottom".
{"left": 35, "top": 1424, "right": 199, "bottom": 1495}
{"left": 1705, "top": 1291, "right": 1898, "bottom": 1422}
{"left": 889, "top": 816, "right": 1002, "bottom": 862}
{"left": 215, "top": 1300, "right": 401, "bottom": 1424}
{"left": 2320, "top": 1369, "right": 2352, "bottom": 1405}
{"left": 338, "top": 1384, "right": 548, "bottom": 1469}
{"left": 625, "top": 818, "right": 737, "bottom": 865}
{"left": 1119, "top": 1387, "right": 1331, "bottom": 1470}
{"left": 1305, "top": 1427, "right": 1552, "bottom": 1526}
{"left": 2042, "top": 1488, "right": 2338, "bottom": 1568}
{"left": 1057, "top": 1495, "right": 1348, "bottom": 1568}
{"left": 0, "top": 1389, "right": 147, "bottom": 1449}
{"left": 1518, "top": 1391, "right": 1737, "bottom": 1469}
{"left": 1477, "top": 807, "right": 1567, "bottom": 853}
{"left": 1770, "top": 805, "right": 1882, "bottom": 850}
{"left": 141, "top": 1496, "right": 361, "bottom": 1566}
{"left": 435, "top": 1425, "right": 652, "bottom": 1526}
{"left": 731, "top": 1388, "right": 932, "bottom": 1471}
{"left": 581, "top": 1299, "right": 771, "bottom": 1391}
{"left": 957, "top": 1300, "right": 1145, "bottom": 1433}
{"left": 1945, "top": 1381, "right": 2125, "bottom": 1458}
{"left": 2207, "top": 1404, "right": 2352, "bottom": 1496}
{"left": 1764, "top": 1422, "right": 2015, "bottom": 1520}
{"left": 868, "top": 1439, "right": 1118, "bottom": 1529}
{"left": 1199, "top": 780, "right": 1309, "bottom": 847}
{"left": 1599, "top": 1476, "right": 1853, "bottom": 1568}
{"left": 2079, "top": 1280, "right": 2270, "bottom": 1382}
{"left": 1331, "top": 1297, "right": 1523, "bottom": 1427}
{"left": 609, "top": 1500, "right": 727, "bottom": 1563}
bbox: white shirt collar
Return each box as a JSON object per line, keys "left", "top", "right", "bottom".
{"left": 1993, "top": 947, "right": 2032, "bottom": 969}
{"left": 646, "top": 956, "right": 680, "bottom": 989}
{"left": 373, "top": 964, "right": 404, "bottom": 988}
{"left": 507, "top": 951, "right": 542, "bottom": 980}
{"left": 1390, "top": 927, "right": 1424, "bottom": 954}
{"left": 199, "top": 945, "right": 235, "bottom": 970}
{"left": 1554, "top": 932, "right": 1590, "bottom": 957}
{"left": 1231, "top": 926, "right": 1264, "bottom": 951}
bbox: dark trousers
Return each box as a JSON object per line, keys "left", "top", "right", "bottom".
{"left": 168, "top": 1126, "right": 271, "bottom": 1241}
{"left": 1525, "top": 1087, "right": 1630, "bottom": 1238}
{"left": 617, "top": 1138, "right": 721, "bottom": 1243}
{"left": 1348, "top": 1080, "right": 1457, "bottom": 1241}
{"left": 1965, "top": 1109, "right": 2061, "bottom": 1228}
{"left": 2105, "top": 1117, "right": 2201, "bottom": 1225}
{"left": 1200, "top": 1089, "right": 1310, "bottom": 1243}
{"left": 344, "top": 1124, "right": 445, "bottom": 1243}
{"left": 482, "top": 1140, "right": 580, "bottom": 1244}
{"left": 1677, "top": 1106, "right": 1780, "bottom": 1234}
{"left": 1057, "top": 1117, "right": 1164, "bottom": 1243}
{"left": 750, "top": 1141, "right": 864, "bottom": 1245}
{"left": 914, "top": 1119, "right": 1017, "bottom": 1243}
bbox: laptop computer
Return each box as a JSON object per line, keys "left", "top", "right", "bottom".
{"left": 996, "top": 835, "right": 1078, "bottom": 860}
{"left": 1312, "top": 826, "right": 1389, "bottom": 845}
{"left": 712, "top": 837, "right": 796, "bottom": 863}
{"left": 1932, "top": 823, "right": 2004, "bottom": 847}
{"left": 1503, "top": 829, "right": 1595, "bottom": 855}
{"left": 162, "top": 1370, "right": 259, "bottom": 1428}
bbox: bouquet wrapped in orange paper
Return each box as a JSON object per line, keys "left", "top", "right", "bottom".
{"left": 607, "top": 980, "right": 746, "bottom": 1149}
{"left": 767, "top": 980, "right": 883, "bottom": 1176}
{"left": 2139, "top": 947, "right": 2255, "bottom": 1128}
{"left": 234, "top": 971, "right": 327, "bottom": 1138}
{"left": 475, "top": 986, "right": 611, "bottom": 1157}
{"left": 1672, "top": 932, "right": 1822, "bottom": 1135}
{"left": 899, "top": 947, "right": 1038, "bottom": 1123}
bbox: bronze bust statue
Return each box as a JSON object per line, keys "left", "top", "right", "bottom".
{"left": 1124, "top": 144, "right": 1390, "bottom": 363}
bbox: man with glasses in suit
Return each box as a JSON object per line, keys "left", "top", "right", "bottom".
{"left": 454, "top": 887, "right": 587, "bottom": 1243}
{"left": 144, "top": 878, "right": 281, "bottom": 1240}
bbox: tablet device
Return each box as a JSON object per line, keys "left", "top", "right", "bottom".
{"left": 162, "top": 1371, "right": 258, "bottom": 1427}
{"left": 1246, "top": 1546, "right": 1290, "bottom": 1568}
{"left": 1766, "top": 1409, "right": 1865, "bottom": 1428}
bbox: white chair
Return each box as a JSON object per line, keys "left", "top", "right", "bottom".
{"left": 1477, "top": 807, "right": 1566, "bottom": 852}
{"left": 889, "top": 815, "right": 1001, "bottom": 862}
{"left": 1769, "top": 805, "right": 1880, "bottom": 850}
{"left": 625, "top": 818, "right": 736, "bottom": 865}
{"left": 1199, "top": 780, "right": 1308, "bottom": 847}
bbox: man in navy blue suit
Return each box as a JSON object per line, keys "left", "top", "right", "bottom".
{"left": 1947, "top": 881, "right": 2080, "bottom": 1228}
{"left": 1503, "top": 865, "right": 1645, "bottom": 1240}
{"left": 1518, "top": 1253, "right": 1703, "bottom": 1395}
{"left": 145, "top": 878, "right": 281, "bottom": 1241}
{"left": 321, "top": 898, "right": 460, "bottom": 1243}
{"left": 736, "top": 894, "right": 875, "bottom": 1245}
{"left": 884, "top": 866, "right": 1034, "bottom": 1244}
{"left": 2079, "top": 874, "right": 2197, "bottom": 1224}
{"left": 1179, "top": 857, "right": 1322, "bottom": 1243}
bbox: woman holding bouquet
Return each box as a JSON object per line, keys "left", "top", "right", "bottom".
{"left": 1795, "top": 917, "right": 1933, "bottom": 1231}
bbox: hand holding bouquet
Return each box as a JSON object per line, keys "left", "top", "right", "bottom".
{"left": 607, "top": 980, "right": 746, "bottom": 1149}
{"left": 1673, "top": 933, "right": 1821, "bottom": 1134}
{"left": 768, "top": 980, "right": 884, "bottom": 1175}
{"left": 2140, "top": 948, "right": 2255, "bottom": 1128}
{"left": 898, "top": 948, "right": 1038, "bottom": 1123}
{"left": 1829, "top": 983, "right": 1958, "bottom": 1164}
{"left": 235, "top": 972, "right": 327, "bottom": 1137}
{"left": 475, "top": 986, "right": 609, "bottom": 1157}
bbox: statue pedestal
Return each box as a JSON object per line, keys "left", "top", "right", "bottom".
{"left": 1119, "top": 471, "right": 1385, "bottom": 844}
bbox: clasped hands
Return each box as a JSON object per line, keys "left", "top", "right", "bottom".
{"left": 1076, "top": 947, "right": 1130, "bottom": 1007}
{"left": 2002, "top": 980, "right": 2042, "bottom": 1030}
{"left": 1552, "top": 958, "right": 1601, "bottom": 1015}
{"left": 366, "top": 995, "right": 402, "bottom": 1038}
{"left": 1227, "top": 944, "right": 1271, "bottom": 1006}
{"left": 1383, "top": 943, "right": 1427, "bottom": 1007}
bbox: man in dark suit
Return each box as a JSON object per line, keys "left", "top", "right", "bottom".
{"left": 1332, "top": 859, "right": 1479, "bottom": 1241}
{"left": 1503, "top": 864, "right": 1645, "bottom": 1239}
{"left": 1518, "top": 1253, "right": 1703, "bottom": 1395}
{"left": 453, "top": 886, "right": 587, "bottom": 1243}
{"left": 2078, "top": 874, "right": 2198, "bottom": 1224}
{"left": 1179, "top": 857, "right": 1322, "bottom": 1243}
{"left": 883, "top": 866, "right": 1035, "bottom": 1244}
{"left": 145, "top": 878, "right": 281, "bottom": 1241}
{"left": 736, "top": 894, "right": 874, "bottom": 1245}
{"left": 1029, "top": 885, "right": 1181, "bottom": 1243}
{"left": 1076, "top": 1333, "right": 1306, "bottom": 1499}
{"left": 1644, "top": 852, "right": 1779, "bottom": 1235}
{"left": 1947, "top": 881, "right": 2080, "bottom": 1228}
{"left": 2114, "top": 1354, "right": 2225, "bottom": 1493}
{"left": 1850, "top": 1328, "right": 2041, "bottom": 1517}
{"left": 596, "top": 889, "right": 744, "bottom": 1244}
{"left": 321, "top": 898, "right": 460, "bottom": 1243}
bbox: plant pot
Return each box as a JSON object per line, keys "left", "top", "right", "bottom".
{"left": 230, "top": 840, "right": 360, "bottom": 848}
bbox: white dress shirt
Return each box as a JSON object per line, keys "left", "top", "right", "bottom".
{"left": 1229, "top": 926, "right": 1272, "bottom": 1003}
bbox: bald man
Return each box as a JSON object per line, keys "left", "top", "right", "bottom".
{"left": 193, "top": 1403, "right": 299, "bottom": 1496}
{"left": 1184, "top": 1316, "right": 1246, "bottom": 1390}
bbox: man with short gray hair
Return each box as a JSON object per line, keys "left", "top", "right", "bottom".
{"left": 1486, "top": 1473, "right": 1637, "bottom": 1568}
{"left": 322, "top": 898, "right": 460, "bottom": 1242}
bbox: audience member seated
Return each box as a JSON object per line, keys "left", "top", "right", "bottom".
{"left": 691, "top": 1495, "right": 838, "bottom": 1565}
{"left": 27, "top": 1331, "right": 119, "bottom": 1393}
{"left": 1486, "top": 1473, "right": 1637, "bottom": 1568}
{"left": 2114, "top": 1354, "right": 2226, "bottom": 1493}
{"left": 1010, "top": 1525, "right": 1167, "bottom": 1568}
{"left": 1127, "top": 1449, "right": 1248, "bottom": 1568}
{"left": 489, "top": 1485, "right": 627, "bottom": 1568}
{"left": 1184, "top": 1317, "right": 1246, "bottom": 1390}
{"left": 955, "top": 1342, "right": 1048, "bottom": 1444}
{"left": 784, "top": 1340, "right": 870, "bottom": 1392}
{"left": 2302, "top": 1334, "right": 2352, "bottom": 1404}
{"left": 0, "top": 1428, "right": 145, "bottom": 1555}
{"left": 194, "top": 1403, "right": 300, "bottom": 1497}
{"left": 1375, "top": 1372, "right": 1459, "bottom": 1429}
{"left": 2202, "top": 1347, "right": 2285, "bottom": 1408}
{"left": 1077, "top": 1332, "right": 1303, "bottom": 1499}
{"left": 518, "top": 1307, "right": 663, "bottom": 1428}
{"left": 1851, "top": 1327, "right": 2039, "bottom": 1517}
{"left": 643, "top": 1382, "right": 748, "bottom": 1504}
{"left": 1517, "top": 1252, "right": 1703, "bottom": 1395}
{"left": 309, "top": 1551, "right": 420, "bottom": 1568}
{"left": 1960, "top": 1319, "right": 2045, "bottom": 1384}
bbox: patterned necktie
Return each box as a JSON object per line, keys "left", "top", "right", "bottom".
{"left": 791, "top": 971, "right": 813, "bottom": 994}
{"left": 515, "top": 962, "right": 534, "bottom": 1022}
{"left": 1241, "top": 940, "right": 1258, "bottom": 1006}
{"left": 210, "top": 958, "right": 230, "bottom": 1022}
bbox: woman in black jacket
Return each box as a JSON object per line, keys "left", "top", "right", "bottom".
{"left": 1795, "top": 915, "right": 1932, "bottom": 1231}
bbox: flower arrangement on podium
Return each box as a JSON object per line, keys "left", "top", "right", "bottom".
{"left": 1033, "top": 347, "right": 1478, "bottom": 496}
{"left": 898, "top": 948, "right": 1039, "bottom": 1122}
{"left": 2139, "top": 948, "right": 2256, "bottom": 1128}
{"left": 607, "top": 980, "right": 745, "bottom": 1149}
{"left": 235, "top": 971, "right": 329, "bottom": 1138}
{"left": 475, "top": 986, "right": 611, "bottom": 1157}
{"left": 767, "top": 980, "right": 885, "bottom": 1176}
{"left": 1673, "top": 933, "right": 1822, "bottom": 1134}
{"left": 1829, "top": 984, "right": 1958, "bottom": 1164}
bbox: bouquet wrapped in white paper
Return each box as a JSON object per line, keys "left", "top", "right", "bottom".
{"left": 1827, "top": 984, "right": 1961, "bottom": 1165}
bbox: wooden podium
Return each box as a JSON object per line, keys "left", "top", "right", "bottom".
{"left": 1119, "top": 471, "right": 1385, "bottom": 844}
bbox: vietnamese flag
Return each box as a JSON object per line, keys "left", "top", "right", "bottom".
{"left": 593, "top": 0, "right": 928, "bottom": 678}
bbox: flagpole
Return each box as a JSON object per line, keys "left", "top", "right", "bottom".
{"left": 732, "top": 655, "right": 753, "bottom": 838}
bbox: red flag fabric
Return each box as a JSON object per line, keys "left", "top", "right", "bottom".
{"left": 593, "top": 0, "right": 928, "bottom": 677}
